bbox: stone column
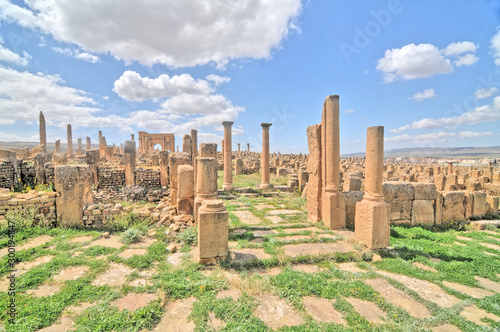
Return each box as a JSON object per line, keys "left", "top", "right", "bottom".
{"left": 177, "top": 165, "right": 195, "bottom": 215}
{"left": 183, "top": 134, "right": 192, "bottom": 155}
{"left": 355, "top": 126, "right": 389, "bottom": 249}
{"left": 260, "top": 123, "right": 272, "bottom": 190}
{"left": 131, "top": 134, "right": 135, "bottom": 141}
{"left": 197, "top": 200, "right": 228, "bottom": 264}
{"left": 55, "top": 140, "right": 61, "bottom": 153}
{"left": 191, "top": 130, "right": 198, "bottom": 163}
{"left": 235, "top": 158, "right": 243, "bottom": 175}
{"left": 98, "top": 131, "right": 105, "bottom": 156}
{"left": 54, "top": 165, "right": 93, "bottom": 227}
{"left": 67, "top": 124, "right": 73, "bottom": 156}
{"left": 77, "top": 138, "right": 83, "bottom": 155}
{"left": 120, "top": 143, "right": 123, "bottom": 154}
{"left": 321, "top": 95, "right": 345, "bottom": 229}
{"left": 238, "top": 143, "right": 241, "bottom": 152}
{"left": 169, "top": 153, "right": 192, "bottom": 207}
{"left": 200, "top": 143, "right": 218, "bottom": 194}
{"left": 222, "top": 121, "right": 234, "bottom": 191}
{"left": 159, "top": 151, "right": 169, "bottom": 188}
{"left": 85, "top": 150, "right": 100, "bottom": 185}
{"left": 86, "top": 137, "right": 91, "bottom": 150}
{"left": 124, "top": 140, "right": 136, "bottom": 187}
{"left": 39, "top": 111, "right": 46, "bottom": 152}
{"left": 247, "top": 143, "right": 250, "bottom": 152}
{"left": 194, "top": 157, "right": 218, "bottom": 220}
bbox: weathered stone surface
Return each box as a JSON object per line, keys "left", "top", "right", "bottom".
{"left": 346, "top": 298, "right": 386, "bottom": 324}
{"left": 111, "top": 292, "right": 157, "bottom": 311}
{"left": 231, "top": 210, "right": 261, "bottom": 224}
{"left": 153, "top": 298, "right": 196, "bottom": 332}
{"left": 283, "top": 242, "right": 354, "bottom": 258}
{"left": 460, "top": 304, "right": 499, "bottom": 326}
{"left": 355, "top": 198, "right": 389, "bottom": 249}
{"left": 344, "top": 191, "right": 363, "bottom": 228}
{"left": 411, "top": 200, "right": 435, "bottom": 225}
{"left": 383, "top": 182, "right": 415, "bottom": 201}
{"left": 431, "top": 324, "right": 461, "bottom": 332}
{"left": 411, "top": 183, "right": 437, "bottom": 200}
{"left": 388, "top": 200, "right": 412, "bottom": 223}
{"left": 306, "top": 124, "right": 322, "bottom": 222}
{"left": 365, "top": 278, "right": 431, "bottom": 318}
{"left": 442, "top": 281, "right": 494, "bottom": 298}
{"left": 254, "top": 294, "right": 304, "bottom": 330}
{"left": 475, "top": 276, "right": 500, "bottom": 293}
{"left": 302, "top": 296, "right": 346, "bottom": 324}
{"left": 442, "top": 191, "right": 465, "bottom": 222}
{"left": 52, "top": 266, "right": 89, "bottom": 283}
{"left": 92, "top": 263, "right": 134, "bottom": 287}
{"left": 229, "top": 248, "right": 271, "bottom": 262}
{"left": 198, "top": 200, "right": 228, "bottom": 264}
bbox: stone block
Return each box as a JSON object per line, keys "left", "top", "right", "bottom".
{"left": 197, "top": 200, "right": 228, "bottom": 264}
{"left": 411, "top": 200, "right": 435, "bottom": 225}
{"left": 442, "top": 191, "right": 465, "bottom": 222}
{"left": 472, "top": 192, "right": 487, "bottom": 218}
{"left": 306, "top": 124, "right": 322, "bottom": 222}
{"left": 486, "top": 195, "right": 499, "bottom": 215}
{"left": 388, "top": 200, "right": 412, "bottom": 223}
{"left": 344, "top": 176, "right": 362, "bottom": 191}
{"left": 344, "top": 191, "right": 364, "bottom": 228}
{"left": 411, "top": 183, "right": 437, "bottom": 200}
{"left": 382, "top": 182, "right": 415, "bottom": 201}
{"left": 355, "top": 199, "right": 389, "bottom": 249}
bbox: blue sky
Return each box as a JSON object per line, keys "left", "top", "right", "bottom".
{"left": 0, "top": 0, "right": 499, "bottom": 154}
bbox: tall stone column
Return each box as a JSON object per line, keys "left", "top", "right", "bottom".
{"left": 76, "top": 138, "right": 84, "bottom": 155}
{"left": 238, "top": 143, "right": 241, "bottom": 152}
{"left": 183, "top": 134, "right": 192, "bottom": 154}
{"left": 159, "top": 151, "right": 169, "bottom": 188}
{"left": 169, "top": 153, "right": 192, "bottom": 207}
{"left": 355, "top": 126, "right": 389, "bottom": 249}
{"left": 86, "top": 150, "right": 100, "bottom": 185}
{"left": 86, "top": 137, "right": 91, "bottom": 150}
{"left": 98, "top": 131, "right": 105, "bottom": 156}
{"left": 67, "top": 124, "right": 73, "bottom": 156}
{"left": 222, "top": 121, "right": 234, "bottom": 191}
{"left": 194, "top": 157, "right": 219, "bottom": 220}
{"left": 39, "top": 111, "right": 46, "bottom": 152}
{"left": 55, "top": 140, "right": 61, "bottom": 153}
{"left": 321, "top": 95, "right": 345, "bottom": 229}
{"left": 247, "top": 143, "right": 250, "bottom": 152}
{"left": 124, "top": 140, "right": 136, "bottom": 187}
{"left": 191, "top": 129, "right": 198, "bottom": 188}
{"left": 260, "top": 123, "right": 272, "bottom": 190}
{"left": 131, "top": 134, "right": 135, "bottom": 141}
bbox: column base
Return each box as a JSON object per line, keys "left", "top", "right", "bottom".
{"left": 321, "top": 190, "right": 346, "bottom": 230}
{"left": 222, "top": 183, "right": 234, "bottom": 191}
{"left": 354, "top": 198, "right": 389, "bottom": 250}
{"left": 259, "top": 183, "right": 272, "bottom": 190}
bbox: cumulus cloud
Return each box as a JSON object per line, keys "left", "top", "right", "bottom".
{"left": 409, "top": 88, "right": 436, "bottom": 102}
{"left": 52, "top": 47, "right": 99, "bottom": 63}
{"left": 344, "top": 109, "right": 355, "bottom": 114}
{"left": 475, "top": 87, "right": 499, "bottom": 99}
{"left": 491, "top": 29, "right": 500, "bottom": 66}
{"left": 0, "top": 37, "right": 30, "bottom": 66}
{"left": 206, "top": 74, "right": 230, "bottom": 86}
{"left": 377, "top": 41, "right": 478, "bottom": 82}
{"left": 390, "top": 96, "right": 500, "bottom": 133}
{"left": 113, "top": 71, "right": 213, "bottom": 102}
{"left": 0, "top": 0, "right": 302, "bottom": 68}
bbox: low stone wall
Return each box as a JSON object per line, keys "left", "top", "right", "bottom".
{"left": 0, "top": 190, "right": 57, "bottom": 225}
{"left": 20, "top": 161, "right": 36, "bottom": 185}
{"left": 135, "top": 168, "right": 161, "bottom": 188}
{"left": 344, "top": 181, "right": 499, "bottom": 227}
{"left": 98, "top": 167, "right": 125, "bottom": 188}
{"left": 0, "top": 160, "right": 15, "bottom": 189}
{"left": 82, "top": 202, "right": 163, "bottom": 228}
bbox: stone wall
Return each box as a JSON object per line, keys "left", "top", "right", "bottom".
{"left": 135, "top": 168, "right": 161, "bottom": 188}
{"left": 98, "top": 167, "right": 125, "bottom": 188}
{"left": 20, "top": 161, "right": 36, "bottom": 185}
{"left": 0, "top": 191, "right": 57, "bottom": 225}
{"left": 0, "top": 160, "right": 15, "bottom": 189}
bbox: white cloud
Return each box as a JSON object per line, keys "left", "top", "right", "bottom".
{"left": 443, "top": 41, "right": 477, "bottom": 56}
{"left": 376, "top": 43, "right": 453, "bottom": 82}
{"left": 458, "top": 131, "right": 493, "bottom": 138}
{"left": 475, "top": 87, "right": 499, "bottom": 99}
{"left": 344, "top": 109, "right": 355, "bottom": 114}
{"left": 0, "top": 37, "right": 30, "bottom": 66}
{"left": 491, "top": 29, "right": 500, "bottom": 66}
{"left": 376, "top": 41, "right": 478, "bottom": 82}
{"left": 52, "top": 47, "right": 99, "bottom": 63}
{"left": 454, "top": 53, "right": 479, "bottom": 67}
{"left": 113, "top": 71, "right": 213, "bottom": 102}
{"left": 206, "top": 74, "right": 230, "bottom": 86}
{"left": 0, "top": 0, "right": 302, "bottom": 68}
{"left": 390, "top": 96, "right": 500, "bottom": 132}
{"left": 409, "top": 88, "right": 436, "bottom": 102}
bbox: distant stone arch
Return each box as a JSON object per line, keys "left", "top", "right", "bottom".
{"left": 138, "top": 131, "right": 175, "bottom": 154}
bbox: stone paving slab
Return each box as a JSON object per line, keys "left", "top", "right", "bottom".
{"left": 365, "top": 278, "right": 431, "bottom": 318}
{"left": 92, "top": 263, "right": 134, "bottom": 287}
{"left": 229, "top": 248, "right": 272, "bottom": 262}
{"left": 413, "top": 262, "right": 438, "bottom": 273}
{"left": 69, "top": 235, "right": 94, "bottom": 243}
{"left": 265, "top": 215, "right": 285, "bottom": 223}
{"left": 52, "top": 266, "right": 89, "bottom": 283}
{"left": 431, "top": 324, "right": 461, "bottom": 332}
{"left": 111, "top": 292, "right": 157, "bottom": 311}
{"left": 376, "top": 270, "right": 461, "bottom": 308}
{"left": 216, "top": 288, "right": 242, "bottom": 301}
{"left": 283, "top": 242, "right": 354, "bottom": 258}
{"left": 267, "top": 209, "right": 302, "bottom": 215}
{"left": 87, "top": 235, "right": 124, "bottom": 248}
{"left": 460, "top": 304, "right": 499, "bottom": 326}
{"left": 118, "top": 248, "right": 148, "bottom": 258}
{"left": 474, "top": 276, "right": 500, "bottom": 293}
{"left": 281, "top": 226, "right": 323, "bottom": 234}
{"left": 346, "top": 297, "right": 386, "bottom": 324}
{"left": 254, "top": 294, "right": 304, "bottom": 330}
{"left": 152, "top": 297, "right": 196, "bottom": 332}
{"left": 302, "top": 296, "right": 346, "bottom": 324}
{"left": 442, "top": 280, "right": 495, "bottom": 298}
{"left": 231, "top": 210, "right": 261, "bottom": 225}
{"left": 338, "top": 262, "right": 367, "bottom": 274}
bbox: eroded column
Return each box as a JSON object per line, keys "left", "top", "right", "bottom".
{"left": 222, "top": 121, "right": 233, "bottom": 191}
{"left": 260, "top": 123, "right": 272, "bottom": 190}
{"left": 197, "top": 200, "right": 228, "bottom": 264}
{"left": 321, "top": 95, "right": 345, "bottom": 229}
{"left": 67, "top": 124, "right": 73, "bottom": 156}
{"left": 39, "top": 111, "right": 46, "bottom": 152}
{"left": 124, "top": 140, "right": 136, "bottom": 187}
{"left": 355, "top": 126, "right": 389, "bottom": 249}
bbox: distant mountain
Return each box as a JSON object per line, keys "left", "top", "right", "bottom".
{"left": 343, "top": 146, "right": 500, "bottom": 158}
{"left": 0, "top": 141, "right": 98, "bottom": 152}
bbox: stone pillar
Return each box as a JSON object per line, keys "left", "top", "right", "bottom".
{"left": 77, "top": 138, "right": 84, "bottom": 155}
{"left": 222, "top": 121, "right": 234, "bottom": 191}
{"left": 98, "top": 131, "right": 105, "bottom": 156}
{"left": 177, "top": 165, "right": 195, "bottom": 215}
{"left": 53, "top": 153, "right": 67, "bottom": 166}
{"left": 67, "top": 124, "right": 73, "bottom": 156}
{"left": 235, "top": 158, "right": 244, "bottom": 176}
{"left": 260, "top": 123, "right": 272, "bottom": 189}
{"left": 39, "top": 111, "right": 46, "bottom": 152}
{"left": 191, "top": 129, "right": 198, "bottom": 187}
{"left": 183, "top": 134, "right": 192, "bottom": 155}
{"left": 86, "top": 137, "right": 91, "bottom": 150}
{"left": 85, "top": 150, "right": 100, "bottom": 185}
{"left": 55, "top": 140, "right": 61, "bottom": 153}
{"left": 169, "top": 153, "right": 192, "bottom": 207}
{"left": 194, "top": 157, "right": 218, "bottom": 221}
{"left": 247, "top": 143, "right": 250, "bottom": 152}
{"left": 105, "top": 146, "right": 113, "bottom": 160}
{"left": 197, "top": 200, "right": 228, "bottom": 264}
{"left": 355, "top": 126, "right": 389, "bottom": 249}
{"left": 120, "top": 143, "right": 123, "bottom": 154}
{"left": 200, "top": 143, "right": 218, "bottom": 192}
{"left": 238, "top": 143, "right": 241, "bottom": 152}
{"left": 124, "top": 140, "right": 136, "bottom": 187}
{"left": 131, "top": 134, "right": 135, "bottom": 141}
{"left": 321, "top": 95, "right": 345, "bottom": 229}
{"left": 54, "top": 165, "right": 93, "bottom": 227}
{"left": 159, "top": 151, "right": 169, "bottom": 188}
